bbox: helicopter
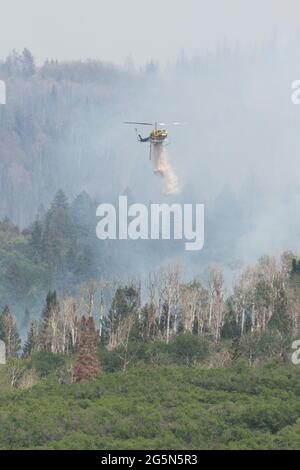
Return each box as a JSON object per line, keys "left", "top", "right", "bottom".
{"left": 123, "top": 121, "right": 186, "bottom": 175}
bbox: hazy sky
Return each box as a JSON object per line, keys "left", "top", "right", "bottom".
{"left": 0, "top": 0, "right": 300, "bottom": 65}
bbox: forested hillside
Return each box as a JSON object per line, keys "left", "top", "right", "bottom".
{"left": 1, "top": 230, "right": 300, "bottom": 370}
{"left": 2, "top": 45, "right": 300, "bottom": 275}
{"left": 0, "top": 49, "right": 144, "bottom": 226}
{"left": 2, "top": 1, "right": 300, "bottom": 454}
{"left": 1, "top": 48, "right": 300, "bottom": 379}
{"left": 1, "top": 201, "right": 300, "bottom": 449}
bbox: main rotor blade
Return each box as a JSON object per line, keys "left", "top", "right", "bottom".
{"left": 123, "top": 121, "right": 153, "bottom": 126}
{"left": 156, "top": 121, "right": 188, "bottom": 126}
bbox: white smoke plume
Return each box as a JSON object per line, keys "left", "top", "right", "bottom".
{"left": 152, "top": 143, "right": 179, "bottom": 195}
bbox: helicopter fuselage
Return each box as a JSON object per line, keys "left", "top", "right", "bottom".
{"left": 138, "top": 128, "right": 168, "bottom": 144}
{"left": 150, "top": 128, "right": 168, "bottom": 143}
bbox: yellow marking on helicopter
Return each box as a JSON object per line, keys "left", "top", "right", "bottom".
{"left": 150, "top": 128, "right": 168, "bottom": 142}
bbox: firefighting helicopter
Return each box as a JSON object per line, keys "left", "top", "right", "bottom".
{"left": 123, "top": 120, "right": 186, "bottom": 162}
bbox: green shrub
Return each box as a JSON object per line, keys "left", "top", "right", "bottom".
{"left": 170, "top": 333, "right": 209, "bottom": 366}
{"left": 0, "top": 365, "right": 300, "bottom": 449}
{"left": 99, "top": 341, "right": 147, "bottom": 372}
{"left": 235, "top": 331, "right": 291, "bottom": 366}
{"left": 28, "top": 352, "right": 67, "bottom": 377}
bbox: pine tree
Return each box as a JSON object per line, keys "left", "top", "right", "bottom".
{"left": 43, "top": 190, "right": 75, "bottom": 275}
{"left": 269, "top": 287, "right": 292, "bottom": 335}
{"left": 40, "top": 291, "right": 59, "bottom": 351}
{"left": 221, "top": 299, "right": 241, "bottom": 339}
{"left": 73, "top": 316, "right": 100, "bottom": 383}
{"left": 30, "top": 219, "right": 43, "bottom": 261}
{"left": 22, "top": 321, "right": 38, "bottom": 358}
{"left": 50, "top": 189, "right": 69, "bottom": 212}
{"left": 71, "top": 191, "right": 95, "bottom": 237}
{"left": 42, "top": 290, "right": 59, "bottom": 321}
{"left": 21, "top": 308, "right": 31, "bottom": 332}
{"left": 0, "top": 306, "right": 21, "bottom": 358}
{"left": 21, "top": 48, "right": 36, "bottom": 77}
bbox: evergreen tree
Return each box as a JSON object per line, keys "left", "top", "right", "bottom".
{"left": 107, "top": 285, "right": 140, "bottom": 342}
{"left": 291, "top": 258, "right": 300, "bottom": 277}
{"left": 140, "top": 303, "right": 159, "bottom": 341}
{"left": 50, "top": 189, "right": 70, "bottom": 212}
{"left": 40, "top": 291, "right": 59, "bottom": 351}
{"left": 43, "top": 190, "right": 75, "bottom": 276}
{"left": 22, "top": 321, "right": 38, "bottom": 358}
{"left": 73, "top": 316, "right": 100, "bottom": 382}
{"left": 30, "top": 219, "right": 43, "bottom": 261}
{"left": 21, "top": 308, "right": 31, "bottom": 332}
{"left": 21, "top": 48, "right": 36, "bottom": 77}
{"left": 110, "top": 286, "right": 140, "bottom": 320}
{"left": 269, "top": 287, "right": 292, "bottom": 335}
{"left": 42, "top": 290, "right": 59, "bottom": 322}
{"left": 71, "top": 191, "right": 95, "bottom": 238}
{"left": 289, "top": 258, "right": 300, "bottom": 290}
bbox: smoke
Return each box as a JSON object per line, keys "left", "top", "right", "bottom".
{"left": 4, "top": 39, "right": 300, "bottom": 278}
{"left": 152, "top": 143, "right": 179, "bottom": 195}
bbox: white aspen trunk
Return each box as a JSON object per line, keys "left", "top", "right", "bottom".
{"left": 241, "top": 307, "right": 245, "bottom": 335}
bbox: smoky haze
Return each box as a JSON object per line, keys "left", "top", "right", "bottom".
{"left": 1, "top": 2, "right": 300, "bottom": 283}
{"left": 0, "top": 0, "right": 300, "bottom": 64}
